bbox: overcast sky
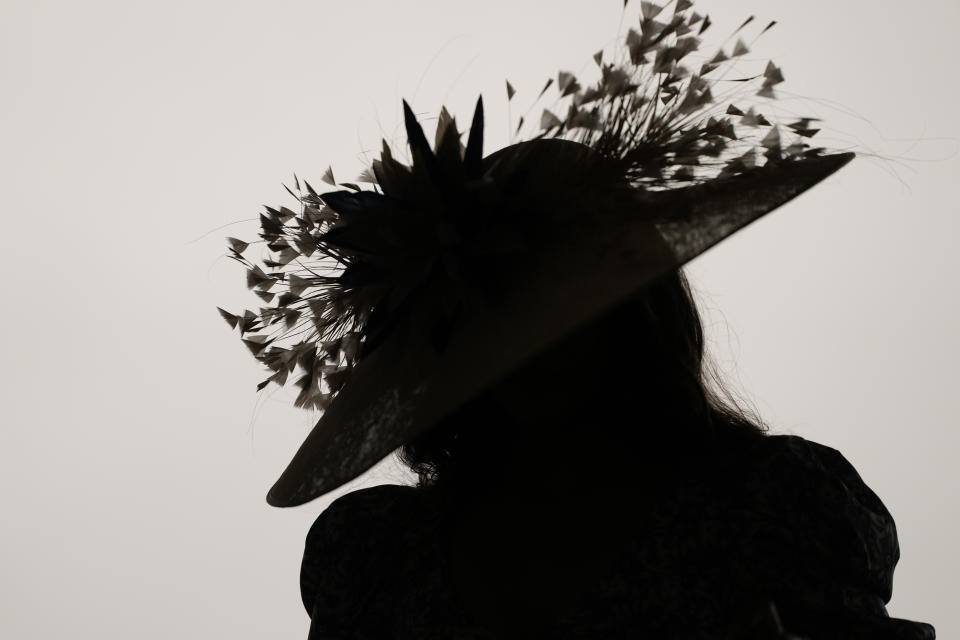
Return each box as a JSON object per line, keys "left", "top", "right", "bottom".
{"left": 2, "top": 0, "right": 956, "bottom": 637}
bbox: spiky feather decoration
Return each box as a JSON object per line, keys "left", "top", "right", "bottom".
{"left": 219, "top": 0, "right": 835, "bottom": 412}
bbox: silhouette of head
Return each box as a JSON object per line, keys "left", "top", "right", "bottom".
{"left": 397, "top": 267, "right": 767, "bottom": 493}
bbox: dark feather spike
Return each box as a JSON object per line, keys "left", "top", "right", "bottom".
{"left": 217, "top": 307, "right": 239, "bottom": 329}
{"left": 698, "top": 14, "right": 711, "bottom": 35}
{"left": 463, "top": 96, "right": 485, "bottom": 178}
{"left": 538, "top": 78, "right": 555, "bottom": 100}
{"left": 402, "top": 100, "right": 436, "bottom": 167}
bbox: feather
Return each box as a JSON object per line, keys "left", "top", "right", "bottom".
{"left": 403, "top": 100, "right": 439, "bottom": 175}
{"left": 321, "top": 166, "right": 336, "bottom": 186}
{"left": 217, "top": 307, "right": 239, "bottom": 329}
{"left": 227, "top": 237, "right": 249, "bottom": 254}
{"left": 463, "top": 96, "right": 485, "bottom": 179}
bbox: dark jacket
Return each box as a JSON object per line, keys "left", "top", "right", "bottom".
{"left": 300, "top": 434, "right": 935, "bottom": 639}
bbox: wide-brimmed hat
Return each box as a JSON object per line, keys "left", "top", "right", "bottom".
{"left": 219, "top": 2, "right": 854, "bottom": 507}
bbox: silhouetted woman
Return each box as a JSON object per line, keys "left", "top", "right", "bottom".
{"left": 300, "top": 270, "right": 935, "bottom": 639}
{"left": 220, "top": 4, "right": 937, "bottom": 637}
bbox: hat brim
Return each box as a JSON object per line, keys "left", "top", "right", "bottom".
{"left": 266, "top": 149, "right": 854, "bottom": 507}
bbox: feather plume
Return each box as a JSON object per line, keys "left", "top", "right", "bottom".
{"left": 219, "top": 0, "right": 841, "bottom": 411}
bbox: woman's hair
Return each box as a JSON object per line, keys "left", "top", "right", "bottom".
{"left": 396, "top": 267, "right": 769, "bottom": 491}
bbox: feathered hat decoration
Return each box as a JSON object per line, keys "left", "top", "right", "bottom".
{"left": 218, "top": 0, "right": 854, "bottom": 506}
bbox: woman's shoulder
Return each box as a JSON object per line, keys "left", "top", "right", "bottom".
{"left": 303, "top": 482, "right": 435, "bottom": 553}
{"left": 306, "top": 484, "right": 423, "bottom": 534}
{"left": 747, "top": 433, "right": 898, "bottom": 560}
{"left": 627, "top": 431, "right": 933, "bottom": 638}
{"left": 300, "top": 484, "right": 436, "bottom": 616}
{"left": 735, "top": 433, "right": 900, "bottom": 587}
{"left": 752, "top": 433, "right": 879, "bottom": 483}
{"left": 710, "top": 433, "right": 939, "bottom": 637}
{"left": 303, "top": 484, "right": 426, "bottom": 562}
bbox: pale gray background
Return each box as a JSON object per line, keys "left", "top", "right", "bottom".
{"left": 2, "top": 0, "right": 955, "bottom": 637}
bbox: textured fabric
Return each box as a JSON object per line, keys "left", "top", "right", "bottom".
{"left": 300, "top": 434, "right": 935, "bottom": 639}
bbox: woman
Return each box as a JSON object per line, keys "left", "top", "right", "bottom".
{"left": 299, "top": 269, "right": 935, "bottom": 639}
{"left": 220, "top": 2, "right": 936, "bottom": 637}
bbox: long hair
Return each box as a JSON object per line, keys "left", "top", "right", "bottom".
{"left": 396, "top": 267, "right": 769, "bottom": 492}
